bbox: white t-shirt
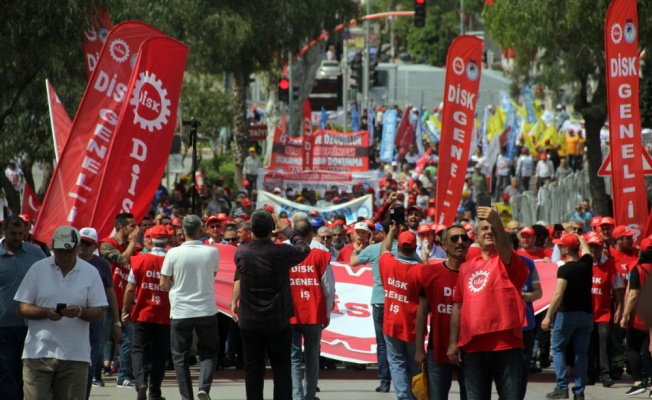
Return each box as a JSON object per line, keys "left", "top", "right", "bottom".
{"left": 14, "top": 256, "right": 108, "bottom": 363}
{"left": 161, "top": 240, "right": 219, "bottom": 319}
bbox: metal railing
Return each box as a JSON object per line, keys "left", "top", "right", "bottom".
{"left": 510, "top": 169, "right": 590, "bottom": 226}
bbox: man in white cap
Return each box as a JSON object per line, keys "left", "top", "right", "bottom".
{"left": 336, "top": 222, "right": 370, "bottom": 263}
{"left": 78, "top": 227, "right": 121, "bottom": 393}
{"left": 15, "top": 226, "right": 107, "bottom": 400}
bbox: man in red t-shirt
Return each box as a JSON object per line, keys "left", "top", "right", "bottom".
{"left": 448, "top": 206, "right": 529, "bottom": 400}
{"left": 415, "top": 224, "right": 470, "bottom": 400}
{"left": 287, "top": 220, "right": 335, "bottom": 400}
{"left": 585, "top": 232, "right": 624, "bottom": 387}
{"left": 122, "top": 225, "right": 171, "bottom": 400}
{"left": 379, "top": 223, "right": 424, "bottom": 400}
{"left": 610, "top": 225, "right": 638, "bottom": 283}
{"left": 517, "top": 226, "right": 551, "bottom": 262}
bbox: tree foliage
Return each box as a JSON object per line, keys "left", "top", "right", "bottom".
{"left": 484, "top": 0, "right": 652, "bottom": 216}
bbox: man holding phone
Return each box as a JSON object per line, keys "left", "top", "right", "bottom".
{"left": 15, "top": 226, "right": 106, "bottom": 400}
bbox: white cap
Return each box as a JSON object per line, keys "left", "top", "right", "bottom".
{"left": 353, "top": 222, "right": 370, "bottom": 231}
{"left": 52, "top": 226, "right": 80, "bottom": 250}
{"left": 273, "top": 187, "right": 282, "bottom": 193}
{"left": 391, "top": 161, "right": 398, "bottom": 166}
{"left": 80, "top": 227, "right": 98, "bottom": 244}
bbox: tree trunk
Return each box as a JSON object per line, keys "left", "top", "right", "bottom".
{"left": 22, "top": 156, "right": 35, "bottom": 192}
{"left": 1, "top": 174, "right": 20, "bottom": 215}
{"left": 232, "top": 72, "right": 250, "bottom": 191}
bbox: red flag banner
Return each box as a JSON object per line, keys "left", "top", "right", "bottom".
{"left": 303, "top": 99, "right": 314, "bottom": 171}
{"left": 45, "top": 80, "right": 73, "bottom": 161}
{"left": 86, "top": 36, "right": 188, "bottom": 240}
{"left": 394, "top": 106, "right": 414, "bottom": 152}
{"left": 312, "top": 130, "right": 369, "bottom": 172}
{"left": 269, "top": 127, "right": 304, "bottom": 173}
{"left": 34, "top": 22, "right": 164, "bottom": 244}
{"left": 435, "top": 35, "right": 483, "bottom": 225}
{"left": 212, "top": 243, "right": 559, "bottom": 364}
{"left": 605, "top": 0, "right": 647, "bottom": 237}
{"left": 414, "top": 148, "right": 432, "bottom": 176}
{"left": 82, "top": 9, "right": 113, "bottom": 80}
{"left": 21, "top": 184, "right": 41, "bottom": 223}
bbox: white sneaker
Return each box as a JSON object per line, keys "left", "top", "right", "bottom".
{"left": 197, "top": 390, "right": 211, "bottom": 400}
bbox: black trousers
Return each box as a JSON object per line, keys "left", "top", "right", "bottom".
{"left": 587, "top": 322, "right": 611, "bottom": 381}
{"left": 132, "top": 321, "right": 170, "bottom": 398}
{"left": 520, "top": 329, "right": 535, "bottom": 400}
{"left": 241, "top": 324, "right": 292, "bottom": 400}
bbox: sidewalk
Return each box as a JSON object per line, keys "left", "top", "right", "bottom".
{"left": 89, "top": 365, "right": 646, "bottom": 400}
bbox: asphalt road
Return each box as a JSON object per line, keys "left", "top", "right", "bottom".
{"left": 88, "top": 364, "right": 646, "bottom": 400}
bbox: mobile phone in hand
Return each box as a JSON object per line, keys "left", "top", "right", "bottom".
{"left": 478, "top": 194, "right": 492, "bottom": 208}
{"left": 390, "top": 206, "right": 405, "bottom": 226}
{"left": 56, "top": 303, "right": 66, "bottom": 315}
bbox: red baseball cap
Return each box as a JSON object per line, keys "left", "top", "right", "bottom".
{"left": 640, "top": 235, "right": 652, "bottom": 251}
{"left": 398, "top": 231, "right": 417, "bottom": 249}
{"left": 216, "top": 213, "right": 229, "bottom": 221}
{"left": 417, "top": 224, "right": 433, "bottom": 234}
{"left": 584, "top": 232, "right": 603, "bottom": 246}
{"left": 171, "top": 217, "right": 182, "bottom": 227}
{"left": 426, "top": 207, "right": 437, "bottom": 217}
{"left": 590, "top": 216, "right": 602, "bottom": 227}
{"left": 149, "top": 225, "right": 169, "bottom": 239}
{"left": 612, "top": 225, "right": 635, "bottom": 238}
{"left": 519, "top": 227, "right": 535, "bottom": 237}
{"left": 166, "top": 225, "right": 175, "bottom": 236}
{"left": 553, "top": 233, "right": 580, "bottom": 249}
{"left": 241, "top": 198, "right": 253, "bottom": 207}
{"left": 206, "top": 216, "right": 220, "bottom": 226}
{"left": 264, "top": 205, "right": 275, "bottom": 213}
{"left": 599, "top": 216, "right": 615, "bottom": 226}
{"left": 407, "top": 205, "right": 422, "bottom": 215}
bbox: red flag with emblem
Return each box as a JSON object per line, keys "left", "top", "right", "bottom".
{"left": 82, "top": 9, "right": 113, "bottom": 80}
{"left": 45, "top": 80, "right": 72, "bottom": 161}
{"left": 21, "top": 184, "right": 41, "bottom": 223}
{"left": 435, "top": 35, "right": 483, "bottom": 225}
{"left": 33, "top": 22, "right": 164, "bottom": 244}
{"left": 303, "top": 99, "right": 314, "bottom": 171}
{"left": 86, "top": 36, "right": 188, "bottom": 240}
{"left": 605, "top": 0, "right": 647, "bottom": 239}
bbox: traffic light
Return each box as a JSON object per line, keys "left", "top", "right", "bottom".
{"left": 414, "top": 0, "right": 426, "bottom": 28}
{"left": 292, "top": 85, "right": 300, "bottom": 101}
{"left": 278, "top": 77, "right": 289, "bottom": 102}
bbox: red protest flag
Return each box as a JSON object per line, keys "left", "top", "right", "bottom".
{"left": 33, "top": 22, "right": 165, "bottom": 244}
{"left": 82, "top": 9, "right": 113, "bottom": 80}
{"left": 435, "top": 35, "right": 483, "bottom": 225}
{"left": 86, "top": 36, "right": 188, "bottom": 240}
{"left": 45, "top": 80, "right": 72, "bottom": 161}
{"left": 605, "top": 0, "right": 647, "bottom": 237}
{"left": 21, "top": 184, "right": 41, "bottom": 223}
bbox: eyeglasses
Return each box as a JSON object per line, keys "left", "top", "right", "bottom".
{"left": 449, "top": 234, "right": 470, "bottom": 243}
{"left": 572, "top": 228, "right": 584, "bottom": 233}
{"left": 320, "top": 235, "right": 332, "bottom": 239}
{"left": 225, "top": 237, "right": 238, "bottom": 242}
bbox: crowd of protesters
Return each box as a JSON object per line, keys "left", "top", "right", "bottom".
{"left": 0, "top": 122, "right": 651, "bottom": 400}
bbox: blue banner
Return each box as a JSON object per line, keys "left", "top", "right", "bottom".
{"left": 320, "top": 106, "right": 328, "bottom": 130}
{"left": 500, "top": 92, "right": 518, "bottom": 159}
{"left": 379, "top": 109, "right": 398, "bottom": 162}
{"left": 522, "top": 83, "right": 536, "bottom": 124}
{"left": 415, "top": 106, "right": 424, "bottom": 154}
{"left": 351, "top": 103, "right": 360, "bottom": 132}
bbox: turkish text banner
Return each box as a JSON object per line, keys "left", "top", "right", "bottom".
{"left": 257, "top": 192, "right": 373, "bottom": 225}
{"left": 256, "top": 168, "right": 379, "bottom": 197}
{"left": 34, "top": 22, "right": 165, "bottom": 244}
{"left": 435, "top": 35, "right": 483, "bottom": 225}
{"left": 605, "top": 0, "right": 647, "bottom": 238}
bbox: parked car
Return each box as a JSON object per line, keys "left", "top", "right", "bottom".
{"left": 316, "top": 60, "right": 342, "bottom": 79}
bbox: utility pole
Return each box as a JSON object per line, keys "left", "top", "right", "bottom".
{"left": 363, "top": 0, "right": 371, "bottom": 115}
{"left": 342, "top": 31, "right": 348, "bottom": 132}
{"left": 460, "top": 0, "right": 464, "bottom": 35}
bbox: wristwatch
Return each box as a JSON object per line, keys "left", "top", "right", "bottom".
{"left": 114, "top": 322, "right": 122, "bottom": 328}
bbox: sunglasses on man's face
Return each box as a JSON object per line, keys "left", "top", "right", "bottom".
{"left": 225, "top": 237, "right": 238, "bottom": 242}
{"left": 320, "top": 235, "right": 332, "bottom": 240}
{"left": 449, "top": 234, "right": 470, "bottom": 243}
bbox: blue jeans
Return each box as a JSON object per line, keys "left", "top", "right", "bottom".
{"left": 373, "top": 305, "right": 391, "bottom": 390}
{"left": 87, "top": 318, "right": 104, "bottom": 399}
{"left": 462, "top": 348, "right": 522, "bottom": 400}
{"left": 551, "top": 311, "right": 593, "bottom": 395}
{"left": 291, "top": 324, "right": 322, "bottom": 400}
{"left": 118, "top": 322, "right": 133, "bottom": 382}
{"left": 384, "top": 334, "right": 418, "bottom": 400}
{"left": 427, "top": 348, "right": 467, "bottom": 400}
{"left": 0, "top": 326, "right": 28, "bottom": 400}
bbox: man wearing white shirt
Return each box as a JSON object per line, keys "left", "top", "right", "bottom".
{"left": 15, "top": 226, "right": 106, "bottom": 400}
{"left": 535, "top": 153, "right": 554, "bottom": 192}
{"left": 494, "top": 147, "right": 513, "bottom": 200}
{"left": 515, "top": 148, "right": 534, "bottom": 191}
{"left": 160, "top": 215, "right": 220, "bottom": 400}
